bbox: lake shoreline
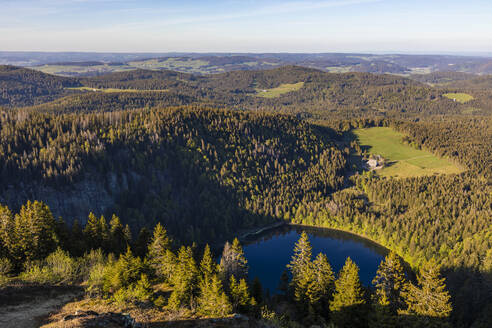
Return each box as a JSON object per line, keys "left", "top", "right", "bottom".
{"left": 287, "top": 222, "right": 390, "bottom": 252}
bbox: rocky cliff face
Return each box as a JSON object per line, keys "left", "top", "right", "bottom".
{"left": 0, "top": 170, "right": 139, "bottom": 225}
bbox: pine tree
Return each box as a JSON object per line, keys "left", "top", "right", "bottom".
{"left": 230, "top": 275, "right": 252, "bottom": 312}
{"left": 219, "top": 238, "right": 248, "bottom": 282}
{"left": 287, "top": 231, "right": 312, "bottom": 280}
{"left": 330, "top": 257, "right": 366, "bottom": 327}
{"left": 311, "top": 252, "right": 335, "bottom": 311}
{"left": 123, "top": 224, "right": 132, "bottom": 245}
{"left": 287, "top": 231, "right": 315, "bottom": 310}
{"left": 372, "top": 251, "right": 406, "bottom": 313}
{"left": 148, "top": 223, "right": 174, "bottom": 281}
{"left": 109, "top": 214, "right": 126, "bottom": 255}
{"left": 13, "top": 201, "right": 58, "bottom": 264}
{"left": 168, "top": 246, "right": 198, "bottom": 310}
{"left": 200, "top": 244, "right": 216, "bottom": 282}
{"left": 401, "top": 259, "right": 452, "bottom": 325}
{"left": 98, "top": 215, "right": 110, "bottom": 251}
{"left": 197, "top": 273, "right": 232, "bottom": 317}
{"left": 84, "top": 212, "right": 100, "bottom": 248}
{"left": 0, "top": 205, "right": 14, "bottom": 260}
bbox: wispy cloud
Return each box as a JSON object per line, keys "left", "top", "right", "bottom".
{"left": 123, "top": 0, "right": 383, "bottom": 29}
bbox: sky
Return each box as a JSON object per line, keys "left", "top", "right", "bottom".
{"left": 1, "top": 0, "right": 492, "bottom": 53}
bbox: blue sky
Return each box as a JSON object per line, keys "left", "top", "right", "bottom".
{"left": 1, "top": 0, "right": 491, "bottom": 53}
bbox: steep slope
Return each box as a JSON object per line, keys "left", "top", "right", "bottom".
{"left": 0, "top": 106, "right": 346, "bottom": 243}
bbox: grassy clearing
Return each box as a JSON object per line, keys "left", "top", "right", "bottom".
{"left": 67, "top": 87, "right": 168, "bottom": 93}
{"left": 443, "top": 92, "right": 474, "bottom": 103}
{"left": 462, "top": 107, "right": 481, "bottom": 114}
{"left": 256, "top": 82, "right": 304, "bottom": 98}
{"left": 353, "top": 127, "right": 464, "bottom": 178}
{"left": 36, "top": 64, "right": 132, "bottom": 76}
{"left": 129, "top": 58, "right": 210, "bottom": 72}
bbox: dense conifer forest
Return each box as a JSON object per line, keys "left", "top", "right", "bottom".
{"left": 0, "top": 65, "right": 490, "bottom": 328}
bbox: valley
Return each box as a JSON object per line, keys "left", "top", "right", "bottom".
{"left": 0, "top": 62, "right": 490, "bottom": 328}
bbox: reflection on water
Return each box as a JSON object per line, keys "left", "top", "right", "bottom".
{"left": 243, "top": 224, "right": 389, "bottom": 294}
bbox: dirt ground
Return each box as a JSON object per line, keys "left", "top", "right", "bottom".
{"left": 0, "top": 285, "right": 84, "bottom": 328}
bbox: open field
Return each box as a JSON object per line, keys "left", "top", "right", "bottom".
{"left": 66, "top": 86, "right": 168, "bottom": 93}
{"left": 442, "top": 92, "right": 474, "bottom": 103}
{"left": 353, "top": 127, "right": 464, "bottom": 178}
{"left": 36, "top": 64, "right": 132, "bottom": 76}
{"left": 256, "top": 82, "right": 304, "bottom": 98}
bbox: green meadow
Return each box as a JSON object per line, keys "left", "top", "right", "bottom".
{"left": 442, "top": 92, "right": 474, "bottom": 103}
{"left": 256, "top": 82, "right": 304, "bottom": 98}
{"left": 353, "top": 127, "right": 464, "bottom": 178}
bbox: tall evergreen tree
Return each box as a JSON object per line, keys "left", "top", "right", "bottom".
{"left": 168, "top": 246, "right": 198, "bottom": 310}
{"left": 197, "top": 273, "right": 232, "bottom": 317}
{"left": 219, "top": 238, "right": 248, "bottom": 282}
{"left": 401, "top": 259, "right": 452, "bottom": 326}
{"left": 311, "top": 253, "right": 335, "bottom": 311}
{"left": 200, "top": 244, "right": 216, "bottom": 282}
{"left": 109, "top": 214, "right": 126, "bottom": 255}
{"left": 372, "top": 251, "right": 407, "bottom": 313}
{"left": 12, "top": 201, "right": 58, "bottom": 264}
{"left": 84, "top": 212, "right": 100, "bottom": 248}
{"left": 0, "top": 205, "right": 14, "bottom": 259}
{"left": 287, "top": 231, "right": 314, "bottom": 309}
{"left": 330, "top": 257, "right": 366, "bottom": 327}
{"left": 229, "top": 275, "right": 252, "bottom": 312}
{"left": 98, "top": 215, "right": 110, "bottom": 251}
{"left": 148, "top": 223, "right": 174, "bottom": 281}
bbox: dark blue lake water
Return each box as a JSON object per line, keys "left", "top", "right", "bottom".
{"left": 243, "top": 225, "right": 388, "bottom": 294}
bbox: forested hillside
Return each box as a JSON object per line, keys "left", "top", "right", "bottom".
{"left": 0, "top": 65, "right": 80, "bottom": 106}
{"left": 0, "top": 107, "right": 346, "bottom": 243}
{"left": 4, "top": 65, "right": 491, "bottom": 118}
{"left": 0, "top": 65, "right": 491, "bottom": 327}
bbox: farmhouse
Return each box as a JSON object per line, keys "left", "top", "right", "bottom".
{"left": 365, "top": 154, "right": 385, "bottom": 170}
{"left": 367, "top": 158, "right": 379, "bottom": 168}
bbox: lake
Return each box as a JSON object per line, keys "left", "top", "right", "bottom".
{"left": 243, "top": 224, "right": 388, "bottom": 294}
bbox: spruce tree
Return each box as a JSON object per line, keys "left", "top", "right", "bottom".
{"left": 148, "top": 223, "right": 174, "bottom": 281}
{"left": 98, "top": 215, "right": 110, "bottom": 251}
{"left": 287, "top": 231, "right": 315, "bottom": 310}
{"left": 372, "top": 251, "right": 406, "bottom": 313}
{"left": 84, "top": 212, "right": 100, "bottom": 248}
{"left": 197, "top": 273, "right": 232, "bottom": 317}
{"left": 123, "top": 224, "right": 132, "bottom": 245}
{"left": 168, "top": 246, "right": 198, "bottom": 310}
{"left": 230, "top": 275, "right": 252, "bottom": 312}
{"left": 401, "top": 259, "right": 452, "bottom": 324}
{"left": 109, "top": 214, "right": 126, "bottom": 255}
{"left": 219, "top": 238, "right": 248, "bottom": 282}
{"left": 287, "top": 231, "right": 312, "bottom": 283}
{"left": 330, "top": 257, "right": 366, "bottom": 327}
{"left": 311, "top": 252, "right": 335, "bottom": 311}
{"left": 0, "top": 205, "right": 14, "bottom": 260}
{"left": 13, "top": 201, "right": 58, "bottom": 264}
{"left": 200, "top": 244, "right": 216, "bottom": 282}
